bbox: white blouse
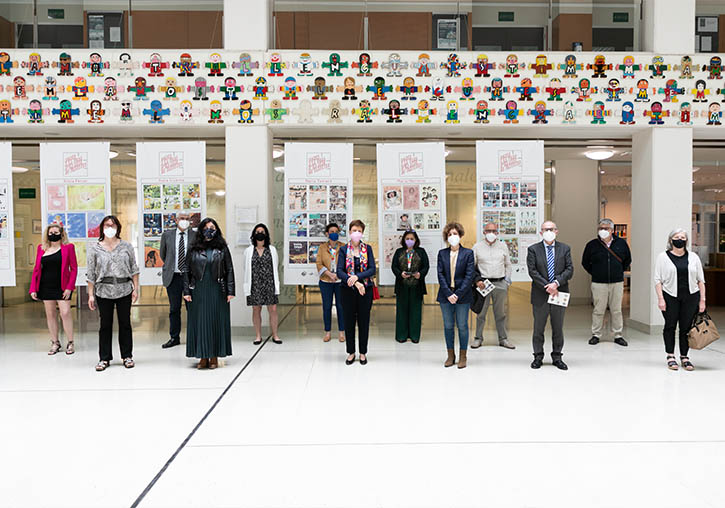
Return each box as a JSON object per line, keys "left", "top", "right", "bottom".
{"left": 654, "top": 250, "right": 705, "bottom": 297}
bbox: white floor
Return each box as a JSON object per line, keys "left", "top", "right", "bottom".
{"left": 1, "top": 301, "right": 725, "bottom": 508}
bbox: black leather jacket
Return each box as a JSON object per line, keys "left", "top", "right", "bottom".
{"left": 183, "top": 246, "right": 235, "bottom": 296}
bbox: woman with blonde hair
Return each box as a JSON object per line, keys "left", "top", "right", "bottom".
{"left": 30, "top": 222, "right": 78, "bottom": 355}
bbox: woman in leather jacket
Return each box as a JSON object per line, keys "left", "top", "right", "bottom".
{"left": 183, "top": 217, "right": 235, "bottom": 369}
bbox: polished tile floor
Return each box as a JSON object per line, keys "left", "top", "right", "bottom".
{"left": 1, "top": 297, "right": 724, "bottom": 508}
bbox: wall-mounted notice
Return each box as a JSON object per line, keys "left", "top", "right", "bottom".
{"left": 476, "top": 140, "right": 545, "bottom": 281}
{"left": 376, "top": 142, "right": 447, "bottom": 285}
{"left": 40, "top": 142, "right": 111, "bottom": 286}
{"left": 136, "top": 141, "right": 206, "bottom": 286}
{"left": 0, "top": 143, "right": 15, "bottom": 286}
{"left": 283, "top": 143, "right": 354, "bottom": 285}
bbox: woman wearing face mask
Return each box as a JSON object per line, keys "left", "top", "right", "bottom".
{"left": 183, "top": 218, "right": 235, "bottom": 369}
{"left": 654, "top": 229, "right": 706, "bottom": 371}
{"left": 391, "top": 230, "right": 429, "bottom": 343}
{"left": 243, "top": 223, "right": 281, "bottom": 345}
{"left": 336, "top": 220, "right": 376, "bottom": 365}
{"left": 30, "top": 223, "right": 78, "bottom": 355}
{"left": 316, "top": 222, "right": 345, "bottom": 343}
{"left": 436, "top": 222, "right": 475, "bottom": 369}
{"left": 87, "top": 216, "right": 139, "bottom": 371}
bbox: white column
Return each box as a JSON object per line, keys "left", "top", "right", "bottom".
{"left": 224, "top": 0, "right": 272, "bottom": 50}
{"left": 552, "top": 159, "right": 599, "bottom": 305}
{"left": 226, "top": 125, "right": 273, "bottom": 330}
{"left": 641, "top": 0, "right": 695, "bottom": 54}
{"left": 629, "top": 128, "right": 693, "bottom": 332}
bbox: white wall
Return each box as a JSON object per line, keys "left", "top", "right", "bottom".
{"left": 642, "top": 0, "right": 695, "bottom": 53}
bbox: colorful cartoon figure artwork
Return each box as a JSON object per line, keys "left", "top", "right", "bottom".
{"left": 587, "top": 101, "right": 611, "bottom": 124}
{"left": 208, "top": 100, "right": 225, "bottom": 124}
{"left": 530, "top": 55, "right": 553, "bottom": 78}
{"left": 252, "top": 77, "right": 269, "bottom": 100}
{"left": 173, "top": 53, "right": 200, "bottom": 77}
{"left": 454, "top": 78, "right": 480, "bottom": 100}
{"left": 716, "top": 86, "right": 725, "bottom": 103}
{"left": 142, "top": 100, "right": 171, "bottom": 124}
{"left": 587, "top": 55, "right": 612, "bottom": 78}
{"left": 321, "top": 53, "right": 348, "bottom": 77}
{"left": 337, "top": 77, "right": 362, "bottom": 100}
{"left": 617, "top": 56, "right": 641, "bottom": 79}
{"left": 486, "top": 78, "right": 508, "bottom": 101}
{"left": 324, "top": 100, "right": 347, "bottom": 124}
{"left": 234, "top": 53, "right": 260, "bottom": 77}
{"left": 545, "top": 78, "right": 566, "bottom": 101}
{"left": 397, "top": 77, "right": 421, "bottom": 100}
{"left": 293, "top": 53, "right": 317, "bottom": 77}
{"left": 159, "top": 78, "right": 184, "bottom": 100}
{"left": 266, "top": 52, "right": 287, "bottom": 77}
{"left": 620, "top": 101, "right": 636, "bottom": 125}
{"left": 500, "top": 54, "right": 524, "bottom": 78}
{"left": 103, "top": 77, "right": 118, "bottom": 101}
{"left": 604, "top": 78, "right": 625, "bottom": 102}
{"left": 179, "top": 100, "right": 194, "bottom": 122}
{"left": 411, "top": 53, "right": 435, "bottom": 77}
{"left": 86, "top": 100, "right": 105, "bottom": 124}
{"left": 352, "top": 99, "right": 377, "bottom": 123}
{"left": 703, "top": 57, "right": 722, "bottom": 80}
{"left": 118, "top": 101, "right": 135, "bottom": 122}
{"left": 691, "top": 79, "right": 709, "bottom": 103}
{"left": 52, "top": 99, "right": 80, "bottom": 124}
{"left": 22, "top": 53, "right": 48, "bottom": 76}
{"left": 412, "top": 99, "right": 436, "bottom": 123}
{"left": 3, "top": 76, "right": 32, "bottom": 100}
{"left": 42, "top": 76, "right": 58, "bottom": 100}
{"left": 205, "top": 53, "right": 227, "bottom": 77}
{"left": 382, "top": 99, "right": 407, "bottom": 123}
{"left": 426, "top": 78, "right": 452, "bottom": 101}
{"left": 706, "top": 102, "right": 722, "bottom": 125}
{"left": 528, "top": 101, "right": 553, "bottom": 124}
{"left": 559, "top": 54, "right": 582, "bottom": 79}
{"left": 471, "top": 54, "right": 495, "bottom": 78}
{"left": 678, "top": 102, "right": 693, "bottom": 125}
{"left": 143, "top": 53, "right": 168, "bottom": 77}
{"left": 675, "top": 56, "right": 694, "bottom": 79}
{"left": 233, "top": 99, "right": 260, "bottom": 124}
{"left": 515, "top": 78, "right": 538, "bottom": 101}
{"left": 53, "top": 53, "right": 77, "bottom": 76}
{"left": 0, "top": 52, "right": 17, "bottom": 76}
{"left": 634, "top": 79, "right": 651, "bottom": 102}
{"left": 24, "top": 99, "right": 48, "bottom": 123}
{"left": 117, "top": 53, "right": 135, "bottom": 77}
{"left": 281, "top": 77, "right": 302, "bottom": 100}
{"left": 498, "top": 100, "right": 523, "bottom": 124}
{"left": 441, "top": 53, "right": 466, "bottom": 77}
{"left": 352, "top": 53, "right": 378, "bottom": 77}
{"left": 561, "top": 101, "right": 577, "bottom": 124}
{"left": 189, "top": 78, "right": 214, "bottom": 100}
{"left": 648, "top": 56, "right": 669, "bottom": 79}
{"left": 71, "top": 77, "right": 93, "bottom": 100}
{"left": 367, "top": 77, "right": 393, "bottom": 100}
{"left": 659, "top": 79, "right": 685, "bottom": 102}
{"left": 470, "top": 100, "right": 493, "bottom": 124}
{"left": 128, "top": 77, "right": 154, "bottom": 100}
{"left": 443, "top": 100, "right": 460, "bottom": 124}
{"left": 381, "top": 53, "right": 408, "bottom": 77}
{"left": 293, "top": 100, "right": 317, "bottom": 124}
{"left": 0, "top": 100, "right": 18, "bottom": 123}
{"left": 643, "top": 101, "right": 670, "bottom": 125}
{"left": 220, "top": 77, "right": 242, "bottom": 100}
{"left": 307, "top": 77, "right": 333, "bottom": 100}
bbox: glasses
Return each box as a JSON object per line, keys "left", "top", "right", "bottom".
{"left": 484, "top": 229, "right": 498, "bottom": 233}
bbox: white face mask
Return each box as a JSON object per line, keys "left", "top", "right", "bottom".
{"left": 448, "top": 234, "right": 460, "bottom": 247}
{"left": 598, "top": 229, "right": 610, "bottom": 239}
{"left": 485, "top": 232, "right": 497, "bottom": 243}
{"left": 103, "top": 228, "right": 117, "bottom": 239}
{"left": 542, "top": 231, "right": 556, "bottom": 243}
{"left": 178, "top": 219, "right": 190, "bottom": 231}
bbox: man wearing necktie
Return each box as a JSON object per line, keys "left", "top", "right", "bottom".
{"left": 526, "top": 220, "right": 574, "bottom": 370}
{"left": 160, "top": 212, "right": 196, "bottom": 349}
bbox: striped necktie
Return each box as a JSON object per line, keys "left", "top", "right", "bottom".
{"left": 178, "top": 231, "right": 186, "bottom": 272}
{"left": 546, "top": 244, "right": 555, "bottom": 283}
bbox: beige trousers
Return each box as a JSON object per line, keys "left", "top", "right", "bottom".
{"left": 591, "top": 282, "right": 624, "bottom": 338}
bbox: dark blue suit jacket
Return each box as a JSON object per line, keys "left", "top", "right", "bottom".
{"left": 436, "top": 246, "right": 475, "bottom": 304}
{"left": 336, "top": 244, "right": 376, "bottom": 287}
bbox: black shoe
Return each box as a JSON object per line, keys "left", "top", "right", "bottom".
{"left": 360, "top": 356, "right": 368, "bottom": 365}
{"left": 588, "top": 336, "right": 600, "bottom": 345}
{"left": 162, "top": 338, "right": 180, "bottom": 349}
{"left": 531, "top": 358, "right": 543, "bottom": 369}
{"left": 345, "top": 355, "right": 356, "bottom": 365}
{"left": 614, "top": 337, "right": 628, "bottom": 347}
{"left": 553, "top": 359, "right": 569, "bottom": 370}
{"left": 271, "top": 337, "right": 283, "bottom": 345}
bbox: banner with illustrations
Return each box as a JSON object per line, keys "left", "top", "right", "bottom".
{"left": 40, "top": 142, "right": 111, "bottom": 286}
{"left": 0, "top": 143, "right": 15, "bottom": 286}
{"left": 376, "top": 142, "right": 447, "bottom": 285}
{"left": 476, "top": 140, "right": 545, "bottom": 281}
{"left": 136, "top": 141, "right": 206, "bottom": 286}
{"left": 283, "top": 143, "right": 354, "bottom": 285}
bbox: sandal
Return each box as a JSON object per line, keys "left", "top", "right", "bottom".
{"left": 667, "top": 355, "right": 679, "bottom": 371}
{"left": 122, "top": 358, "right": 135, "bottom": 369}
{"left": 48, "top": 341, "right": 61, "bottom": 355}
{"left": 65, "top": 342, "right": 75, "bottom": 355}
{"left": 681, "top": 357, "right": 695, "bottom": 371}
{"left": 95, "top": 360, "right": 110, "bottom": 371}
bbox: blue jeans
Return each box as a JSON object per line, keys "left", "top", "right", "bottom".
{"left": 440, "top": 301, "right": 470, "bottom": 350}
{"left": 320, "top": 281, "right": 344, "bottom": 332}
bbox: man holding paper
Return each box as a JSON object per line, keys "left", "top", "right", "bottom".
{"left": 526, "top": 221, "right": 574, "bottom": 370}
{"left": 471, "top": 222, "right": 514, "bottom": 349}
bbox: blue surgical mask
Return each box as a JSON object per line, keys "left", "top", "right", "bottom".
{"left": 328, "top": 232, "right": 339, "bottom": 242}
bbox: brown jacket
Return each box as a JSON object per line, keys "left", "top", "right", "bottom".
{"left": 316, "top": 241, "right": 343, "bottom": 282}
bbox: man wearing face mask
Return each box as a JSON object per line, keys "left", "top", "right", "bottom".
{"left": 526, "top": 221, "right": 574, "bottom": 370}
{"left": 581, "top": 218, "right": 632, "bottom": 346}
{"left": 471, "top": 222, "right": 514, "bottom": 349}
{"left": 160, "top": 212, "right": 196, "bottom": 349}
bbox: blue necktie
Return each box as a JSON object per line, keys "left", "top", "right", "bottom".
{"left": 546, "top": 245, "right": 555, "bottom": 283}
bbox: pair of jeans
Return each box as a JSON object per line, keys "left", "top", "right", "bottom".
{"left": 342, "top": 285, "right": 373, "bottom": 355}
{"left": 440, "top": 301, "right": 470, "bottom": 350}
{"left": 662, "top": 291, "right": 700, "bottom": 356}
{"left": 319, "top": 280, "right": 344, "bottom": 332}
{"left": 97, "top": 293, "right": 133, "bottom": 361}
{"left": 167, "top": 273, "right": 188, "bottom": 341}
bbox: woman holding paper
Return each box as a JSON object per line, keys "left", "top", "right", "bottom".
{"left": 391, "top": 230, "right": 429, "bottom": 343}
{"left": 316, "top": 222, "right": 345, "bottom": 343}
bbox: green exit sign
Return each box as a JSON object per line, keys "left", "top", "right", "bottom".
{"left": 48, "top": 8, "right": 65, "bottom": 20}
{"left": 18, "top": 188, "right": 36, "bottom": 199}
{"left": 498, "top": 11, "right": 515, "bottom": 22}
{"left": 613, "top": 12, "right": 629, "bottom": 23}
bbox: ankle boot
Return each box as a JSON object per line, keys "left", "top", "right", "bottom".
{"left": 458, "top": 349, "right": 467, "bottom": 369}
{"left": 197, "top": 358, "right": 209, "bottom": 369}
{"left": 444, "top": 349, "right": 456, "bottom": 368}
{"left": 209, "top": 357, "right": 218, "bottom": 369}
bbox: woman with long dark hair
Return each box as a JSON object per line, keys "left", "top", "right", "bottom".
{"left": 183, "top": 217, "right": 235, "bottom": 369}
{"left": 391, "top": 230, "right": 429, "bottom": 343}
{"left": 243, "top": 223, "right": 281, "bottom": 345}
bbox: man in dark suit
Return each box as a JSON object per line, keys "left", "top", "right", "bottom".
{"left": 526, "top": 220, "right": 574, "bottom": 370}
{"left": 159, "top": 212, "right": 196, "bottom": 349}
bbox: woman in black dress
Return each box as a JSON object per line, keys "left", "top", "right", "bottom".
{"left": 243, "top": 223, "right": 281, "bottom": 345}
{"left": 183, "top": 217, "right": 235, "bottom": 369}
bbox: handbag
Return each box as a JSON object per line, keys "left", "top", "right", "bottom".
{"left": 687, "top": 311, "right": 720, "bottom": 350}
{"left": 372, "top": 284, "right": 380, "bottom": 301}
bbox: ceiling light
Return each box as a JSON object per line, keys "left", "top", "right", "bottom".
{"left": 128, "top": 151, "right": 136, "bottom": 157}
{"left": 273, "top": 147, "right": 284, "bottom": 159}
{"left": 704, "top": 188, "right": 723, "bottom": 193}
{"left": 600, "top": 170, "right": 605, "bottom": 174}
{"left": 109, "top": 151, "right": 118, "bottom": 159}
{"left": 274, "top": 165, "right": 285, "bottom": 173}
{"left": 692, "top": 166, "right": 700, "bottom": 172}
{"left": 214, "top": 190, "right": 226, "bottom": 196}
{"left": 11, "top": 166, "right": 28, "bottom": 173}
{"left": 353, "top": 157, "right": 361, "bottom": 161}
{"left": 444, "top": 149, "right": 451, "bottom": 158}
{"left": 585, "top": 149, "right": 614, "bottom": 161}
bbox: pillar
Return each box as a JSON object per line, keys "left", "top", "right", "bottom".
{"left": 641, "top": 0, "right": 695, "bottom": 54}
{"left": 551, "top": 2, "right": 592, "bottom": 51}
{"left": 552, "top": 159, "right": 599, "bottom": 305}
{"left": 224, "top": 0, "right": 272, "bottom": 50}
{"left": 629, "top": 128, "right": 693, "bottom": 332}
{"left": 225, "top": 126, "right": 274, "bottom": 330}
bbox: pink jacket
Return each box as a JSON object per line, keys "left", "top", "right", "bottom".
{"left": 29, "top": 243, "right": 78, "bottom": 294}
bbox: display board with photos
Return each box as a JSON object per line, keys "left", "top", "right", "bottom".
{"left": 40, "top": 142, "right": 112, "bottom": 286}
{"left": 476, "top": 141, "right": 545, "bottom": 281}
{"left": 0, "top": 143, "right": 15, "bottom": 286}
{"left": 136, "top": 142, "right": 207, "bottom": 286}
{"left": 377, "top": 142, "right": 447, "bottom": 285}
{"left": 284, "top": 143, "right": 354, "bottom": 285}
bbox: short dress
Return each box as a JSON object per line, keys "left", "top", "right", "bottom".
{"left": 38, "top": 250, "right": 64, "bottom": 301}
{"left": 246, "top": 247, "right": 278, "bottom": 306}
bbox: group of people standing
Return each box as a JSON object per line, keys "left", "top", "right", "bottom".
{"left": 31, "top": 212, "right": 707, "bottom": 372}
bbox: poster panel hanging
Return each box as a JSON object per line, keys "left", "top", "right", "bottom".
{"left": 283, "top": 143, "right": 354, "bottom": 285}
{"left": 0, "top": 143, "right": 15, "bottom": 287}
{"left": 40, "top": 142, "right": 111, "bottom": 286}
{"left": 476, "top": 140, "right": 545, "bottom": 282}
{"left": 376, "top": 142, "right": 447, "bottom": 285}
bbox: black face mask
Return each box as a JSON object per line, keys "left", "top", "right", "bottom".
{"left": 203, "top": 229, "right": 216, "bottom": 240}
{"left": 254, "top": 232, "right": 267, "bottom": 242}
{"left": 48, "top": 233, "right": 62, "bottom": 242}
{"left": 672, "top": 239, "right": 686, "bottom": 249}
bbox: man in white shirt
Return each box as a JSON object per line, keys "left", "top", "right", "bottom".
{"left": 471, "top": 222, "right": 514, "bottom": 349}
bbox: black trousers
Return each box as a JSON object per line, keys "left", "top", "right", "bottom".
{"left": 342, "top": 285, "right": 373, "bottom": 355}
{"left": 662, "top": 291, "right": 699, "bottom": 356}
{"left": 167, "top": 273, "right": 188, "bottom": 341}
{"left": 532, "top": 301, "right": 565, "bottom": 360}
{"left": 97, "top": 293, "right": 133, "bottom": 361}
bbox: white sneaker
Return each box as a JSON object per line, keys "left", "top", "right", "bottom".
{"left": 471, "top": 338, "right": 483, "bottom": 349}
{"left": 499, "top": 339, "right": 515, "bottom": 349}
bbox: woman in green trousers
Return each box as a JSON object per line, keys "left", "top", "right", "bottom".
{"left": 391, "top": 230, "right": 429, "bottom": 343}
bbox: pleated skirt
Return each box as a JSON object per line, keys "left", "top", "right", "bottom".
{"left": 186, "top": 263, "right": 232, "bottom": 359}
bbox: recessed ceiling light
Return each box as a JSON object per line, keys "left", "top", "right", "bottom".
{"left": 128, "top": 151, "right": 136, "bottom": 157}
{"left": 215, "top": 190, "right": 226, "bottom": 196}
{"left": 600, "top": 170, "right": 605, "bottom": 174}
{"left": 353, "top": 157, "right": 361, "bottom": 161}
{"left": 585, "top": 149, "right": 614, "bottom": 161}
{"left": 444, "top": 149, "right": 451, "bottom": 158}
{"left": 692, "top": 166, "right": 700, "bottom": 172}
{"left": 273, "top": 148, "right": 284, "bottom": 159}
{"left": 704, "top": 188, "right": 723, "bottom": 193}
{"left": 109, "top": 151, "right": 118, "bottom": 159}
{"left": 11, "top": 166, "right": 28, "bottom": 173}
{"left": 274, "top": 165, "right": 285, "bottom": 173}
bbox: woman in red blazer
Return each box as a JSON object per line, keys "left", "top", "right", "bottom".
{"left": 30, "top": 223, "right": 78, "bottom": 355}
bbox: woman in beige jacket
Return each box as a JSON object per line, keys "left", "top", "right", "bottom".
{"left": 316, "top": 223, "right": 345, "bottom": 342}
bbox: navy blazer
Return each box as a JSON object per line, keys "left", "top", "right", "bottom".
{"left": 526, "top": 240, "right": 574, "bottom": 305}
{"left": 336, "top": 243, "right": 376, "bottom": 287}
{"left": 436, "top": 246, "right": 475, "bottom": 304}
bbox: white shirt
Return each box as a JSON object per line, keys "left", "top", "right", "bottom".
{"left": 175, "top": 228, "right": 188, "bottom": 273}
{"left": 472, "top": 239, "right": 511, "bottom": 279}
{"left": 654, "top": 250, "right": 705, "bottom": 297}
